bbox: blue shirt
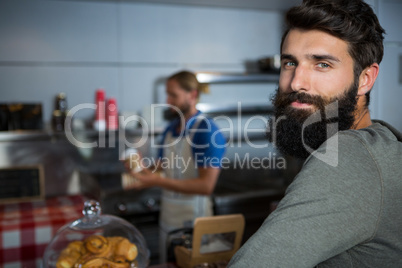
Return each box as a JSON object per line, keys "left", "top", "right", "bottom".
{"left": 158, "top": 111, "right": 226, "bottom": 168}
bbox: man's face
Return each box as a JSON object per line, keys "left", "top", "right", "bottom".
{"left": 268, "top": 29, "right": 359, "bottom": 158}
{"left": 166, "top": 79, "right": 192, "bottom": 116}
{"left": 279, "top": 28, "right": 355, "bottom": 108}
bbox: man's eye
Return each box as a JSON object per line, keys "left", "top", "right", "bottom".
{"left": 283, "top": 61, "right": 296, "bottom": 67}
{"left": 317, "top": 63, "right": 330, "bottom": 68}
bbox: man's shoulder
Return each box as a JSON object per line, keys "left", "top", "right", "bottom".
{"left": 338, "top": 121, "right": 401, "bottom": 151}
{"left": 197, "top": 116, "right": 220, "bottom": 129}
{"left": 305, "top": 121, "right": 402, "bottom": 174}
{"left": 192, "top": 116, "right": 226, "bottom": 144}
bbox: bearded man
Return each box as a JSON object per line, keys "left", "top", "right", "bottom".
{"left": 228, "top": 0, "right": 402, "bottom": 267}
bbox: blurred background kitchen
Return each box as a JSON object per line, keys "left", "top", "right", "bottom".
{"left": 0, "top": 0, "right": 401, "bottom": 266}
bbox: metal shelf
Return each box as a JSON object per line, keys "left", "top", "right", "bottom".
{"left": 195, "top": 72, "right": 279, "bottom": 84}
{"left": 196, "top": 102, "right": 273, "bottom": 115}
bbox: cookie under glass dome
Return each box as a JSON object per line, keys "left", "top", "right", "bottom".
{"left": 42, "top": 200, "right": 150, "bottom": 268}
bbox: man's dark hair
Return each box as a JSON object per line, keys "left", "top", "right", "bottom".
{"left": 281, "top": 0, "right": 385, "bottom": 106}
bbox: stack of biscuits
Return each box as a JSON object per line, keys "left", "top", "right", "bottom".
{"left": 56, "top": 235, "right": 138, "bottom": 268}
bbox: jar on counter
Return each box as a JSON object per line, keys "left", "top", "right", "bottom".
{"left": 42, "top": 200, "right": 150, "bottom": 268}
{"left": 52, "top": 93, "right": 68, "bottom": 132}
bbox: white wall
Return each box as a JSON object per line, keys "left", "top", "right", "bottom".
{"left": 0, "top": 0, "right": 283, "bottom": 126}
{"left": 1, "top": 0, "right": 401, "bottom": 132}
{"left": 355, "top": 0, "right": 402, "bottom": 132}
{"left": 376, "top": 0, "right": 402, "bottom": 132}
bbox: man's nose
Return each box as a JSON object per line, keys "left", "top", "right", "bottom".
{"left": 290, "top": 65, "right": 310, "bottom": 92}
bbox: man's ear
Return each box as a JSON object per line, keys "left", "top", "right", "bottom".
{"left": 358, "top": 63, "right": 379, "bottom": 96}
{"left": 190, "top": 89, "right": 199, "bottom": 101}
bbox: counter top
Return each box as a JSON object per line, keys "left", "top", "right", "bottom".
{"left": 0, "top": 128, "right": 164, "bottom": 142}
{"left": 0, "top": 194, "right": 88, "bottom": 267}
{"left": 149, "top": 263, "right": 178, "bottom": 268}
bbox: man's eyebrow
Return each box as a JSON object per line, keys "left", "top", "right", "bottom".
{"left": 280, "top": 54, "right": 296, "bottom": 61}
{"left": 309, "top": 54, "right": 341, "bottom": 62}
{"left": 280, "top": 53, "right": 341, "bottom": 63}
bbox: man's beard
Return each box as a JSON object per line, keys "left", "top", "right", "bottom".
{"left": 267, "top": 82, "right": 358, "bottom": 159}
{"left": 163, "top": 102, "right": 191, "bottom": 121}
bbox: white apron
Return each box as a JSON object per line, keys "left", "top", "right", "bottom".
{"left": 159, "top": 116, "right": 213, "bottom": 262}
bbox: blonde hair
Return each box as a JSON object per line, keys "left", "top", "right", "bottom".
{"left": 168, "top": 70, "right": 209, "bottom": 95}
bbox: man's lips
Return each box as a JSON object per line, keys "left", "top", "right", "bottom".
{"left": 290, "top": 100, "right": 313, "bottom": 108}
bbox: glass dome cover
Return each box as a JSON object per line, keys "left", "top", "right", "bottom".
{"left": 43, "top": 200, "right": 150, "bottom": 268}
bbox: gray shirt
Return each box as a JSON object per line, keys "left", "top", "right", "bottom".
{"left": 228, "top": 121, "right": 402, "bottom": 267}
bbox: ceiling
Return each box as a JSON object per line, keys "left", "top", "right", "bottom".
{"left": 125, "top": 0, "right": 302, "bottom": 11}
{"left": 69, "top": 0, "right": 302, "bottom": 11}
